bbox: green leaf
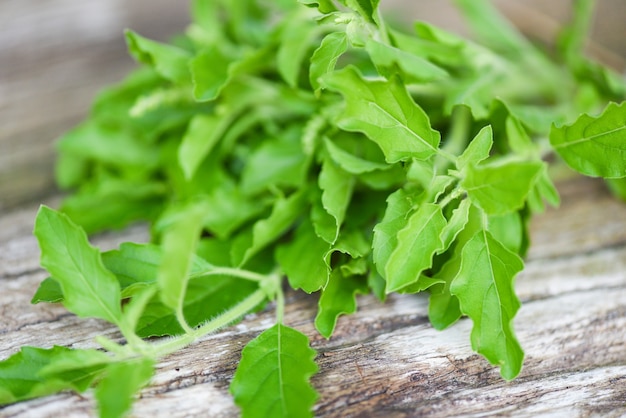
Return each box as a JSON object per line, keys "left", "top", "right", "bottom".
{"left": 323, "top": 66, "right": 441, "bottom": 162}
{"left": 323, "top": 136, "right": 389, "bottom": 174}
{"left": 366, "top": 40, "right": 448, "bottom": 83}
{"left": 57, "top": 121, "right": 160, "bottom": 169}
{"left": 277, "top": 10, "right": 320, "bottom": 87}
{"left": 310, "top": 32, "right": 349, "bottom": 93}
{"left": 31, "top": 277, "right": 63, "bottom": 304}
{"left": 190, "top": 46, "right": 236, "bottom": 102}
{"left": 344, "top": 0, "right": 380, "bottom": 24}
{"left": 462, "top": 160, "right": 543, "bottom": 215}
{"left": 450, "top": 229, "right": 524, "bottom": 380}
{"left": 157, "top": 202, "right": 207, "bottom": 313}
{"left": 372, "top": 189, "right": 412, "bottom": 277}
{"left": 298, "top": 0, "right": 337, "bottom": 14}
{"left": 315, "top": 269, "right": 368, "bottom": 338}
{"left": 438, "top": 198, "right": 471, "bottom": 253}
{"left": 95, "top": 358, "right": 154, "bottom": 418}
{"left": 34, "top": 206, "right": 123, "bottom": 325}
{"left": 58, "top": 177, "right": 165, "bottom": 234}
{"left": 488, "top": 211, "right": 524, "bottom": 254}
{"left": 384, "top": 203, "right": 447, "bottom": 292}
{"left": 453, "top": 0, "right": 531, "bottom": 55}
{"left": 136, "top": 274, "right": 259, "bottom": 337}
{"left": 428, "top": 255, "right": 463, "bottom": 330}
{"left": 241, "top": 133, "right": 308, "bottom": 195}
{"left": 0, "top": 346, "right": 110, "bottom": 405}
{"left": 318, "top": 155, "right": 355, "bottom": 244}
{"left": 125, "top": 30, "right": 191, "bottom": 84}
{"left": 231, "top": 324, "right": 318, "bottom": 418}
{"left": 240, "top": 190, "right": 309, "bottom": 266}
{"left": 276, "top": 222, "right": 330, "bottom": 293}
{"left": 457, "top": 125, "right": 493, "bottom": 171}
{"left": 179, "top": 114, "right": 229, "bottom": 180}
{"left": 203, "top": 173, "right": 270, "bottom": 239}
{"left": 550, "top": 101, "right": 626, "bottom": 178}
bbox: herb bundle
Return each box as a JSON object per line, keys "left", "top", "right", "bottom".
{"left": 1, "top": 0, "right": 625, "bottom": 417}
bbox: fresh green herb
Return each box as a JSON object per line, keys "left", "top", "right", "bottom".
{"left": 2, "top": 0, "right": 625, "bottom": 416}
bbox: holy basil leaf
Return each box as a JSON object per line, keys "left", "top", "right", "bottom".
{"left": 95, "top": 358, "right": 154, "bottom": 418}
{"left": 240, "top": 132, "right": 308, "bottom": 195}
{"left": 34, "top": 206, "right": 123, "bottom": 325}
{"left": 457, "top": 125, "right": 493, "bottom": 171}
{"left": 298, "top": 0, "right": 337, "bottom": 14}
{"left": 372, "top": 189, "right": 412, "bottom": 278}
{"left": 230, "top": 324, "right": 318, "bottom": 418}
{"left": 461, "top": 159, "right": 543, "bottom": 215}
{"left": 315, "top": 269, "right": 368, "bottom": 338}
{"left": 450, "top": 229, "right": 524, "bottom": 380}
{"left": 157, "top": 201, "right": 208, "bottom": 313}
{"left": 136, "top": 274, "right": 259, "bottom": 337}
{"left": 275, "top": 222, "right": 330, "bottom": 293}
{"left": 239, "top": 190, "right": 309, "bottom": 266}
{"left": 549, "top": 101, "right": 626, "bottom": 178}
{"left": 277, "top": 9, "right": 320, "bottom": 87}
{"left": 31, "top": 277, "right": 63, "bottom": 304}
{"left": 319, "top": 154, "right": 355, "bottom": 244}
{"left": 179, "top": 113, "right": 229, "bottom": 180}
{"left": 125, "top": 30, "right": 192, "bottom": 84}
{"left": 323, "top": 66, "right": 441, "bottom": 162}
{"left": 438, "top": 198, "right": 471, "bottom": 253}
{"left": 384, "top": 203, "right": 447, "bottom": 293}
{"left": 310, "top": 32, "right": 349, "bottom": 94}
{"left": 366, "top": 39, "right": 448, "bottom": 83}
{"left": 0, "top": 346, "right": 110, "bottom": 405}
{"left": 190, "top": 45, "right": 236, "bottom": 102}
{"left": 323, "top": 136, "right": 389, "bottom": 174}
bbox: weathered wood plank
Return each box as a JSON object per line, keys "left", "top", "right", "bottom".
{"left": 1, "top": 177, "right": 625, "bottom": 417}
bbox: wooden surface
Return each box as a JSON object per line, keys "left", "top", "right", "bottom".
{"left": 1, "top": 1, "right": 626, "bottom": 417}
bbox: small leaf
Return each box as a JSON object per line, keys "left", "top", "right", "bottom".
{"left": 277, "top": 10, "right": 320, "bottom": 87}
{"left": 231, "top": 324, "right": 318, "bottom": 418}
{"left": 276, "top": 222, "right": 330, "bottom": 293}
{"left": 319, "top": 155, "right": 355, "bottom": 244}
{"left": 190, "top": 46, "right": 235, "bottom": 102}
{"left": 384, "top": 203, "right": 447, "bottom": 292}
{"left": 95, "top": 358, "right": 154, "bottom": 418}
{"left": 240, "top": 190, "right": 309, "bottom": 266}
{"left": 179, "top": 114, "right": 228, "bottom": 180}
{"left": 344, "top": 0, "right": 380, "bottom": 24}
{"left": 125, "top": 30, "right": 191, "bottom": 84}
{"left": 157, "top": 202, "right": 207, "bottom": 313}
{"left": 450, "top": 229, "right": 524, "bottom": 380}
{"left": 0, "top": 346, "right": 110, "bottom": 405}
{"left": 550, "top": 101, "right": 626, "bottom": 178}
{"left": 323, "top": 66, "right": 441, "bottom": 163}
{"left": 457, "top": 125, "right": 493, "bottom": 170}
{"left": 136, "top": 274, "right": 258, "bottom": 337}
{"left": 366, "top": 40, "right": 448, "bottom": 83}
{"left": 323, "top": 137, "right": 389, "bottom": 174}
{"left": 438, "top": 198, "right": 471, "bottom": 253}
{"left": 372, "top": 189, "right": 412, "bottom": 278}
{"left": 310, "top": 32, "right": 349, "bottom": 93}
{"left": 315, "top": 269, "right": 368, "bottom": 338}
{"left": 241, "top": 133, "right": 308, "bottom": 195}
{"left": 34, "top": 206, "right": 122, "bottom": 325}
{"left": 462, "top": 160, "right": 542, "bottom": 215}
{"left": 31, "top": 277, "right": 63, "bottom": 304}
